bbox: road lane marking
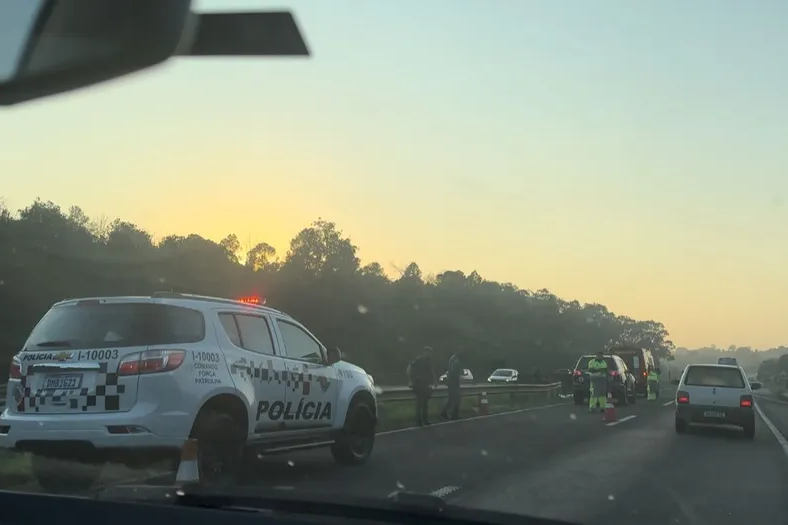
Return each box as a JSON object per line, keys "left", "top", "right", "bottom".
{"left": 662, "top": 400, "right": 674, "bottom": 406}
{"left": 377, "top": 401, "right": 571, "bottom": 436}
{"left": 606, "top": 415, "right": 636, "bottom": 427}
{"left": 755, "top": 402, "right": 788, "bottom": 458}
{"left": 430, "top": 485, "right": 461, "bottom": 498}
{"left": 258, "top": 401, "right": 572, "bottom": 454}
{"left": 755, "top": 393, "right": 788, "bottom": 406}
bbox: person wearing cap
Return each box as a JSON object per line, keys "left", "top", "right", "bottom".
{"left": 587, "top": 351, "right": 608, "bottom": 412}
{"left": 407, "top": 346, "right": 437, "bottom": 426}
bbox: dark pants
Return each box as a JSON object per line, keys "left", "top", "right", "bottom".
{"left": 413, "top": 385, "right": 432, "bottom": 425}
{"left": 442, "top": 382, "right": 460, "bottom": 419}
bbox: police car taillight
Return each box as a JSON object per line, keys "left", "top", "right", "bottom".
{"left": 8, "top": 358, "right": 21, "bottom": 380}
{"left": 118, "top": 350, "right": 186, "bottom": 376}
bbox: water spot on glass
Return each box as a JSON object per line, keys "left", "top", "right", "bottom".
{"left": 357, "top": 304, "right": 368, "bottom": 314}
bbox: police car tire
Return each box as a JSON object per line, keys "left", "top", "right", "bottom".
{"left": 331, "top": 401, "right": 375, "bottom": 466}
{"left": 191, "top": 410, "right": 244, "bottom": 485}
{"left": 31, "top": 454, "right": 102, "bottom": 494}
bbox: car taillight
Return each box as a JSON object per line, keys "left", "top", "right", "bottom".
{"left": 677, "top": 391, "right": 690, "bottom": 404}
{"left": 740, "top": 395, "right": 753, "bottom": 408}
{"left": 118, "top": 350, "right": 186, "bottom": 376}
{"left": 609, "top": 370, "right": 619, "bottom": 377}
{"left": 643, "top": 371, "right": 647, "bottom": 377}
{"left": 8, "top": 358, "right": 21, "bottom": 380}
{"left": 573, "top": 370, "right": 583, "bottom": 376}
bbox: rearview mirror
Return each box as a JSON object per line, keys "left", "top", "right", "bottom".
{"left": 0, "top": 0, "right": 309, "bottom": 106}
{"left": 751, "top": 381, "right": 762, "bottom": 391}
{"left": 326, "top": 347, "right": 342, "bottom": 365}
{"left": 671, "top": 379, "right": 680, "bottom": 385}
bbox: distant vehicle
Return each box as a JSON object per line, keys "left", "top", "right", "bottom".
{"left": 439, "top": 369, "right": 474, "bottom": 383}
{"left": 673, "top": 363, "right": 758, "bottom": 439}
{"left": 487, "top": 369, "right": 519, "bottom": 383}
{"left": 718, "top": 357, "right": 738, "bottom": 366}
{"left": 572, "top": 354, "right": 637, "bottom": 406}
{"left": 611, "top": 345, "right": 657, "bottom": 398}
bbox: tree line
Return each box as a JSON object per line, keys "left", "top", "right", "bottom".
{"left": 0, "top": 198, "right": 676, "bottom": 384}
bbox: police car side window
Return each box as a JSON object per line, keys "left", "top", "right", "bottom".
{"left": 234, "top": 314, "right": 276, "bottom": 355}
{"left": 277, "top": 320, "right": 322, "bottom": 364}
{"left": 218, "top": 314, "right": 242, "bottom": 347}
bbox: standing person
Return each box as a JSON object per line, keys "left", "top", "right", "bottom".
{"left": 407, "top": 346, "right": 436, "bottom": 426}
{"left": 647, "top": 367, "right": 660, "bottom": 401}
{"left": 441, "top": 350, "right": 463, "bottom": 420}
{"left": 588, "top": 351, "right": 609, "bottom": 412}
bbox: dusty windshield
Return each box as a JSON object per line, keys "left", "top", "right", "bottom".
{"left": 1, "top": 1, "right": 788, "bottom": 524}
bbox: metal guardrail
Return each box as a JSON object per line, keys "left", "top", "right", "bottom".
{"left": 375, "top": 382, "right": 563, "bottom": 402}
{"left": 0, "top": 382, "right": 563, "bottom": 410}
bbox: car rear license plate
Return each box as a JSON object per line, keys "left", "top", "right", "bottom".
{"left": 704, "top": 410, "right": 725, "bottom": 418}
{"left": 43, "top": 374, "right": 82, "bottom": 390}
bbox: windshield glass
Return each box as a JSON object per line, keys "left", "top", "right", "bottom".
{"left": 685, "top": 366, "right": 746, "bottom": 388}
{"left": 26, "top": 303, "right": 205, "bottom": 349}
{"left": 491, "top": 369, "right": 512, "bottom": 377}
{"left": 2, "top": 1, "right": 788, "bottom": 524}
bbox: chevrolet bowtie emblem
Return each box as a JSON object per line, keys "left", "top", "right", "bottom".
{"left": 53, "top": 352, "right": 74, "bottom": 362}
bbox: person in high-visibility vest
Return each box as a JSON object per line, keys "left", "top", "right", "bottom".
{"left": 588, "top": 351, "right": 609, "bottom": 412}
{"left": 647, "top": 367, "right": 660, "bottom": 401}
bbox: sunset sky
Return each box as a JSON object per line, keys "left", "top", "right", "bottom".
{"left": 2, "top": 0, "right": 788, "bottom": 349}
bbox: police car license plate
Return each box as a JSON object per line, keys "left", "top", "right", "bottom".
{"left": 704, "top": 410, "right": 724, "bottom": 418}
{"left": 43, "top": 374, "right": 82, "bottom": 390}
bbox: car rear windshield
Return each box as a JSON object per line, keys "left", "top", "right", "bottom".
{"left": 575, "top": 356, "right": 616, "bottom": 370}
{"left": 24, "top": 302, "right": 205, "bottom": 350}
{"left": 492, "top": 369, "right": 513, "bottom": 376}
{"left": 684, "top": 366, "right": 745, "bottom": 388}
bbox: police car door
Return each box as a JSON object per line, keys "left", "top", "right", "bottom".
{"left": 215, "top": 311, "right": 288, "bottom": 434}
{"left": 272, "top": 317, "right": 339, "bottom": 430}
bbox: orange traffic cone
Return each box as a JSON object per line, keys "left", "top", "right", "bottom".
{"left": 479, "top": 392, "right": 489, "bottom": 415}
{"left": 603, "top": 394, "right": 616, "bottom": 422}
{"left": 175, "top": 438, "right": 200, "bottom": 485}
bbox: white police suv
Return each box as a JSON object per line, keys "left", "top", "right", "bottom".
{"left": 0, "top": 293, "right": 378, "bottom": 491}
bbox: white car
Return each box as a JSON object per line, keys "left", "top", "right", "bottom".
{"left": 1, "top": 293, "right": 378, "bottom": 491}
{"left": 439, "top": 369, "right": 474, "bottom": 383}
{"left": 673, "top": 364, "right": 759, "bottom": 439}
{"left": 487, "top": 368, "right": 519, "bottom": 383}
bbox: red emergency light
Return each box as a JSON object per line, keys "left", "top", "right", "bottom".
{"left": 238, "top": 296, "right": 265, "bottom": 305}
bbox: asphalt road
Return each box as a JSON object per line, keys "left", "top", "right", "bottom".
{"left": 208, "top": 386, "right": 788, "bottom": 525}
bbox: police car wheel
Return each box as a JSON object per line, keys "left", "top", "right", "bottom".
{"left": 191, "top": 410, "right": 244, "bottom": 485}
{"left": 31, "top": 454, "right": 103, "bottom": 494}
{"left": 331, "top": 402, "right": 375, "bottom": 466}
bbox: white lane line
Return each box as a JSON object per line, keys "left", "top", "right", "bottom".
{"left": 606, "top": 415, "right": 637, "bottom": 427}
{"left": 755, "top": 393, "right": 788, "bottom": 407}
{"left": 261, "top": 401, "right": 572, "bottom": 453}
{"left": 377, "top": 401, "right": 571, "bottom": 436}
{"left": 430, "top": 485, "right": 461, "bottom": 498}
{"left": 663, "top": 400, "right": 674, "bottom": 406}
{"left": 755, "top": 402, "right": 788, "bottom": 458}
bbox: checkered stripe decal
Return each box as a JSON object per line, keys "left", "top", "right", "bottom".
{"left": 230, "top": 360, "right": 327, "bottom": 395}
{"left": 17, "top": 362, "right": 126, "bottom": 413}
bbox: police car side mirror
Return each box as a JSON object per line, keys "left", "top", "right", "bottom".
{"left": 0, "top": 0, "right": 309, "bottom": 106}
{"left": 326, "top": 347, "right": 342, "bottom": 365}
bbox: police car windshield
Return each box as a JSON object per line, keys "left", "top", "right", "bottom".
{"left": 684, "top": 366, "right": 746, "bottom": 388}
{"left": 492, "top": 369, "right": 512, "bottom": 376}
{"left": 25, "top": 303, "right": 205, "bottom": 350}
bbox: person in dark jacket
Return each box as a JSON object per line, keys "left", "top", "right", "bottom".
{"left": 407, "top": 346, "right": 436, "bottom": 426}
{"left": 441, "top": 351, "right": 463, "bottom": 420}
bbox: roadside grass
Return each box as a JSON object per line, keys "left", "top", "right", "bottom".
{"left": 377, "top": 391, "right": 560, "bottom": 432}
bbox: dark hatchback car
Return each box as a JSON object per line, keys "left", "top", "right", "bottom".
{"left": 572, "top": 354, "right": 637, "bottom": 406}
